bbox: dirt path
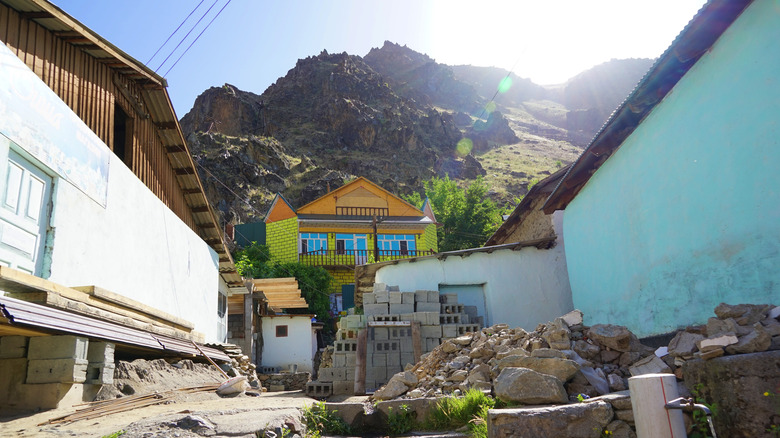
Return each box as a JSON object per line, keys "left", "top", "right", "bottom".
{"left": 1, "top": 390, "right": 318, "bottom": 437}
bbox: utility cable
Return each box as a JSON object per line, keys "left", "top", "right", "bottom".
{"left": 154, "top": 0, "right": 220, "bottom": 73}
{"left": 146, "top": 0, "right": 206, "bottom": 65}
{"left": 163, "top": 0, "right": 232, "bottom": 78}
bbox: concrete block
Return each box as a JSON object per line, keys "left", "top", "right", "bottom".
{"left": 346, "top": 367, "right": 355, "bottom": 381}
{"left": 442, "top": 324, "right": 458, "bottom": 338}
{"left": 400, "top": 313, "right": 415, "bottom": 322}
{"left": 375, "top": 291, "right": 389, "bottom": 304}
{"left": 333, "top": 380, "right": 353, "bottom": 395}
{"left": 373, "top": 283, "right": 388, "bottom": 293}
{"left": 364, "top": 303, "right": 389, "bottom": 316}
{"left": 464, "top": 306, "right": 478, "bottom": 319}
{"left": 442, "top": 304, "right": 464, "bottom": 315}
{"left": 457, "top": 324, "right": 480, "bottom": 336}
{"left": 390, "top": 303, "right": 414, "bottom": 314}
{"left": 363, "top": 293, "right": 377, "bottom": 305}
{"left": 414, "top": 290, "right": 428, "bottom": 303}
{"left": 421, "top": 325, "right": 442, "bottom": 339}
{"left": 389, "top": 292, "right": 402, "bottom": 304}
{"left": 374, "top": 327, "right": 389, "bottom": 341}
{"left": 269, "top": 384, "right": 285, "bottom": 392}
{"left": 28, "top": 336, "right": 88, "bottom": 360}
{"left": 388, "top": 285, "right": 400, "bottom": 292}
{"left": 331, "top": 367, "right": 347, "bottom": 381}
{"left": 440, "top": 293, "right": 458, "bottom": 304}
{"left": 318, "top": 367, "right": 335, "bottom": 382}
{"left": 332, "top": 353, "right": 346, "bottom": 368}
{"left": 306, "top": 382, "right": 333, "bottom": 397}
{"left": 401, "top": 352, "right": 415, "bottom": 367}
{"left": 386, "top": 351, "right": 401, "bottom": 367}
{"left": 87, "top": 342, "right": 115, "bottom": 363}
{"left": 426, "top": 290, "right": 439, "bottom": 303}
{"left": 416, "top": 302, "right": 440, "bottom": 313}
{"left": 345, "top": 352, "right": 356, "bottom": 367}
{"left": 372, "top": 314, "right": 400, "bottom": 322}
{"left": 440, "top": 314, "right": 462, "bottom": 324}
{"left": 412, "top": 312, "right": 427, "bottom": 323}
{"left": 389, "top": 327, "right": 411, "bottom": 339}
{"left": 27, "top": 358, "right": 88, "bottom": 384}
{"left": 85, "top": 363, "right": 115, "bottom": 384}
{"left": 371, "top": 366, "right": 387, "bottom": 382}
{"left": 401, "top": 292, "right": 415, "bottom": 304}
{"left": 400, "top": 337, "right": 413, "bottom": 352}
{"left": 335, "top": 340, "right": 358, "bottom": 353}
{"left": 0, "top": 336, "right": 28, "bottom": 358}
{"left": 424, "top": 312, "right": 440, "bottom": 326}
{"left": 372, "top": 353, "right": 387, "bottom": 367}
{"left": 425, "top": 338, "right": 441, "bottom": 352}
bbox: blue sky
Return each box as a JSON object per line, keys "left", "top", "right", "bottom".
{"left": 51, "top": 0, "right": 706, "bottom": 117}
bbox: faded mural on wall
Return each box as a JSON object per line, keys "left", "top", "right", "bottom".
{"left": 0, "top": 43, "right": 109, "bottom": 206}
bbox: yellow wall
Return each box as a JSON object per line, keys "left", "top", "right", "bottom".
{"left": 266, "top": 216, "right": 298, "bottom": 263}
{"left": 297, "top": 177, "right": 423, "bottom": 217}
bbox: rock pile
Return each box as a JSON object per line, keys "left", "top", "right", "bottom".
{"left": 210, "top": 343, "right": 259, "bottom": 386}
{"left": 663, "top": 303, "right": 779, "bottom": 375}
{"left": 373, "top": 309, "right": 656, "bottom": 403}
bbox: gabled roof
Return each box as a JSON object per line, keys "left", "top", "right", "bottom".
{"left": 485, "top": 165, "right": 570, "bottom": 246}
{"left": 297, "top": 177, "right": 424, "bottom": 217}
{"left": 0, "top": 0, "right": 240, "bottom": 285}
{"left": 265, "top": 193, "right": 297, "bottom": 223}
{"left": 543, "top": 0, "right": 752, "bottom": 213}
{"left": 421, "top": 197, "right": 437, "bottom": 224}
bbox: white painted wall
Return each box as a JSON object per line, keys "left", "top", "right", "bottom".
{"left": 0, "top": 43, "right": 223, "bottom": 341}
{"left": 375, "top": 211, "right": 573, "bottom": 331}
{"left": 261, "top": 315, "right": 314, "bottom": 372}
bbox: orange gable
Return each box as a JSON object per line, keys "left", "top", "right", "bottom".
{"left": 297, "top": 177, "right": 423, "bottom": 217}
{"left": 265, "top": 193, "right": 297, "bottom": 223}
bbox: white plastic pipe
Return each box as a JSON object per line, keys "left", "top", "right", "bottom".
{"left": 628, "top": 373, "right": 687, "bottom": 438}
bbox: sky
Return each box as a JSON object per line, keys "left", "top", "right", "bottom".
{"left": 51, "top": 0, "right": 707, "bottom": 118}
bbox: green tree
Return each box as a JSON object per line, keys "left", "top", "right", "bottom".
{"left": 234, "top": 242, "right": 333, "bottom": 327}
{"left": 405, "top": 176, "right": 503, "bottom": 251}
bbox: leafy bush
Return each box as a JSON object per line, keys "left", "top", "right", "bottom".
{"left": 301, "top": 402, "right": 351, "bottom": 436}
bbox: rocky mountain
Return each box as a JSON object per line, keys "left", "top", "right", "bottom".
{"left": 181, "top": 42, "right": 653, "bottom": 226}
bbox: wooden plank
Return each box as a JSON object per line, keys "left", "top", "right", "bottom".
{"left": 354, "top": 328, "right": 367, "bottom": 395}
{"left": 250, "top": 277, "right": 298, "bottom": 286}
{"left": 73, "top": 285, "right": 194, "bottom": 329}
{"left": 244, "top": 293, "right": 254, "bottom": 364}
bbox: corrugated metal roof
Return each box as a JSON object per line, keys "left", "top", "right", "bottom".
{"left": 543, "top": 0, "right": 753, "bottom": 212}
{"left": 0, "top": 295, "right": 229, "bottom": 361}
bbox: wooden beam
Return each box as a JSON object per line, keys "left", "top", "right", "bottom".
{"left": 19, "top": 11, "right": 53, "bottom": 19}
{"left": 112, "top": 75, "right": 149, "bottom": 119}
{"left": 156, "top": 121, "right": 179, "bottom": 131}
{"left": 174, "top": 167, "right": 196, "bottom": 175}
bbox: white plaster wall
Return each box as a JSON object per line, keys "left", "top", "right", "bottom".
{"left": 376, "top": 212, "right": 573, "bottom": 331}
{"left": 261, "top": 316, "right": 314, "bottom": 372}
{"left": 44, "top": 160, "right": 221, "bottom": 341}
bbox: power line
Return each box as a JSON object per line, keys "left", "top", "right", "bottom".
{"left": 163, "top": 0, "right": 232, "bottom": 78}
{"left": 146, "top": 0, "right": 206, "bottom": 65}
{"left": 154, "top": 0, "right": 220, "bottom": 73}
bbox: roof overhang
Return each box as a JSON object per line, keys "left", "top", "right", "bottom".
{"left": 543, "top": 0, "right": 753, "bottom": 213}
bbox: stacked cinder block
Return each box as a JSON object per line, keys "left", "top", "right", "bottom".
{"left": 310, "top": 283, "right": 485, "bottom": 396}
{"left": 27, "top": 335, "right": 89, "bottom": 384}
{"left": 86, "top": 342, "right": 115, "bottom": 384}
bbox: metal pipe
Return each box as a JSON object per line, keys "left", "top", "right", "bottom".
{"left": 664, "top": 396, "right": 717, "bottom": 438}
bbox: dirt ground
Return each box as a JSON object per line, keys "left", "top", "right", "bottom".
{"left": 0, "top": 359, "right": 344, "bottom": 437}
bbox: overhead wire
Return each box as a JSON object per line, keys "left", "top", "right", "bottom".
{"left": 163, "top": 0, "right": 232, "bottom": 78}
{"left": 154, "top": 0, "right": 220, "bottom": 74}
{"left": 146, "top": 0, "right": 206, "bottom": 65}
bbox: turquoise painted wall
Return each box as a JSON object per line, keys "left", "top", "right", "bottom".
{"left": 564, "top": 0, "right": 780, "bottom": 337}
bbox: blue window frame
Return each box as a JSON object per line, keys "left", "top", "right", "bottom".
{"left": 378, "top": 234, "right": 417, "bottom": 255}
{"left": 300, "top": 233, "right": 327, "bottom": 254}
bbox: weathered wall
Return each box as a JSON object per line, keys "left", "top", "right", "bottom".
{"left": 0, "top": 43, "right": 222, "bottom": 342}
{"left": 375, "top": 213, "right": 572, "bottom": 330}
{"left": 502, "top": 196, "right": 556, "bottom": 243}
{"left": 261, "top": 316, "right": 314, "bottom": 372}
{"left": 683, "top": 350, "right": 780, "bottom": 438}
{"left": 563, "top": 0, "right": 780, "bottom": 337}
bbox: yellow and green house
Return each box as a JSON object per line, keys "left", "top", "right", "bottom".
{"left": 264, "top": 177, "right": 438, "bottom": 297}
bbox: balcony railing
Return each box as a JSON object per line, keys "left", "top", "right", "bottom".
{"left": 299, "top": 249, "right": 436, "bottom": 267}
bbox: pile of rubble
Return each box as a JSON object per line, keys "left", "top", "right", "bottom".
{"left": 210, "top": 343, "right": 259, "bottom": 386}
{"left": 664, "top": 303, "right": 780, "bottom": 368}
{"left": 374, "top": 303, "right": 780, "bottom": 404}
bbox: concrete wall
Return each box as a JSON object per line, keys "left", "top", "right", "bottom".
{"left": 375, "top": 212, "right": 573, "bottom": 330}
{"left": 261, "top": 316, "right": 314, "bottom": 372}
{"left": 0, "top": 44, "right": 223, "bottom": 342}
{"left": 563, "top": 0, "right": 780, "bottom": 337}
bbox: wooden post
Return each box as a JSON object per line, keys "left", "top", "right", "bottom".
{"left": 354, "top": 328, "right": 367, "bottom": 395}
{"left": 372, "top": 215, "right": 379, "bottom": 262}
{"left": 243, "top": 292, "right": 254, "bottom": 364}
{"left": 411, "top": 321, "right": 422, "bottom": 364}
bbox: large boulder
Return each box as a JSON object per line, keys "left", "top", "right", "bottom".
{"left": 502, "top": 357, "right": 579, "bottom": 382}
{"left": 494, "top": 367, "right": 568, "bottom": 405}
{"left": 487, "top": 401, "right": 614, "bottom": 438}
{"left": 586, "top": 325, "right": 635, "bottom": 352}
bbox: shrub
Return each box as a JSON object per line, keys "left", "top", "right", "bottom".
{"left": 301, "top": 402, "right": 351, "bottom": 436}
{"left": 423, "top": 389, "right": 495, "bottom": 431}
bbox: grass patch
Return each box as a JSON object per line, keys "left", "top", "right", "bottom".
{"left": 422, "top": 389, "right": 496, "bottom": 432}
{"left": 301, "top": 401, "right": 351, "bottom": 437}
